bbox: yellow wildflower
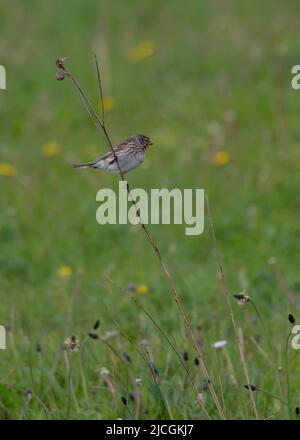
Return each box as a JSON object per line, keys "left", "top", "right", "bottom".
{"left": 126, "top": 40, "right": 155, "bottom": 63}
{"left": 42, "top": 142, "right": 61, "bottom": 157}
{"left": 102, "top": 96, "right": 116, "bottom": 113}
{"left": 0, "top": 163, "right": 17, "bottom": 177}
{"left": 57, "top": 265, "right": 72, "bottom": 278}
{"left": 136, "top": 284, "right": 149, "bottom": 295}
{"left": 213, "top": 150, "right": 230, "bottom": 166}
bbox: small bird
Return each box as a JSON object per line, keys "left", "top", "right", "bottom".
{"left": 73, "top": 134, "right": 153, "bottom": 174}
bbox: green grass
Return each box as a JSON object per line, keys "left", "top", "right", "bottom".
{"left": 1, "top": 0, "right": 300, "bottom": 419}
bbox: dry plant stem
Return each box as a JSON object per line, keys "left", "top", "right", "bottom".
{"left": 284, "top": 329, "right": 292, "bottom": 419}
{"left": 98, "top": 332, "right": 160, "bottom": 413}
{"left": 224, "top": 348, "right": 237, "bottom": 387}
{"left": 79, "top": 336, "right": 90, "bottom": 407}
{"left": 60, "top": 60, "right": 225, "bottom": 419}
{"left": 213, "top": 349, "right": 227, "bottom": 418}
{"left": 102, "top": 375, "right": 117, "bottom": 405}
{"left": 135, "top": 381, "right": 141, "bottom": 420}
{"left": 218, "top": 375, "right": 226, "bottom": 417}
{"left": 144, "top": 348, "right": 168, "bottom": 419}
{"left": 98, "top": 299, "right": 170, "bottom": 415}
{"left": 140, "top": 348, "right": 167, "bottom": 418}
{"left": 65, "top": 351, "right": 72, "bottom": 418}
{"left": 132, "top": 298, "right": 211, "bottom": 419}
{"left": 249, "top": 299, "right": 284, "bottom": 401}
{"left": 206, "top": 195, "right": 259, "bottom": 420}
{"left": 105, "top": 277, "right": 204, "bottom": 410}
{"left": 64, "top": 351, "right": 80, "bottom": 417}
{"left": 93, "top": 53, "right": 105, "bottom": 127}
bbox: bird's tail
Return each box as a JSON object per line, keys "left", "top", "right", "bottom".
{"left": 72, "top": 162, "right": 96, "bottom": 170}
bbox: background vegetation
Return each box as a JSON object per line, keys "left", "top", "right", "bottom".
{"left": 1, "top": 0, "right": 300, "bottom": 419}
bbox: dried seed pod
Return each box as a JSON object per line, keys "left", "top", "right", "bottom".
{"left": 244, "top": 384, "right": 257, "bottom": 391}
{"left": 122, "top": 352, "right": 132, "bottom": 363}
{"left": 88, "top": 332, "right": 99, "bottom": 340}
{"left": 121, "top": 396, "right": 128, "bottom": 406}
{"left": 233, "top": 292, "right": 250, "bottom": 303}
{"left": 93, "top": 319, "right": 100, "bottom": 330}
{"left": 288, "top": 314, "right": 295, "bottom": 324}
{"left": 56, "top": 72, "right": 65, "bottom": 81}
{"left": 56, "top": 57, "right": 67, "bottom": 68}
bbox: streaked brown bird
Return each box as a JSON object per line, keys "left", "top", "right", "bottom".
{"left": 73, "top": 134, "right": 153, "bottom": 174}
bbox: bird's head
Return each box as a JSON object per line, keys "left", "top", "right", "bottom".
{"left": 137, "top": 134, "right": 153, "bottom": 149}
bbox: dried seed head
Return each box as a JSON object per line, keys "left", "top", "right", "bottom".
{"left": 288, "top": 314, "right": 295, "bottom": 324}
{"left": 88, "top": 332, "right": 99, "bottom": 340}
{"left": 194, "top": 357, "right": 200, "bottom": 366}
{"left": 244, "top": 384, "right": 257, "bottom": 391}
{"left": 93, "top": 319, "right": 100, "bottom": 330}
{"left": 122, "top": 352, "right": 132, "bottom": 363}
{"left": 150, "top": 362, "right": 159, "bottom": 378}
{"left": 121, "top": 396, "right": 128, "bottom": 406}
{"left": 233, "top": 291, "right": 250, "bottom": 303}
{"left": 56, "top": 71, "right": 65, "bottom": 81}
{"left": 56, "top": 57, "right": 67, "bottom": 69}
{"left": 296, "top": 407, "right": 300, "bottom": 416}
{"left": 35, "top": 343, "right": 42, "bottom": 353}
{"left": 64, "top": 336, "right": 80, "bottom": 352}
{"left": 183, "top": 351, "right": 189, "bottom": 362}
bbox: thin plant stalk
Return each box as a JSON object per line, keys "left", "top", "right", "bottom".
{"left": 248, "top": 298, "right": 285, "bottom": 405}
{"left": 79, "top": 336, "right": 90, "bottom": 407}
{"left": 64, "top": 350, "right": 80, "bottom": 418}
{"left": 132, "top": 297, "right": 211, "bottom": 419}
{"left": 206, "top": 194, "right": 259, "bottom": 419}
{"left": 57, "top": 57, "right": 225, "bottom": 419}
{"left": 284, "top": 328, "right": 292, "bottom": 419}
{"left": 134, "top": 380, "right": 141, "bottom": 420}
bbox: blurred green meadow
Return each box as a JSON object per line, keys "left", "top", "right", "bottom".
{"left": 1, "top": 0, "right": 300, "bottom": 419}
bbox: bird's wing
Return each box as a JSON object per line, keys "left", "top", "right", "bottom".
{"left": 94, "top": 139, "right": 131, "bottom": 165}
{"left": 94, "top": 149, "right": 116, "bottom": 166}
